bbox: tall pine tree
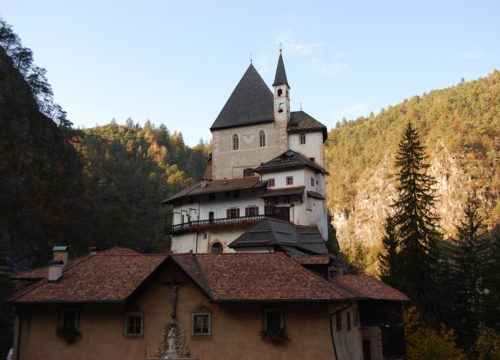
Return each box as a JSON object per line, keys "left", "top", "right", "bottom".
{"left": 378, "top": 216, "right": 399, "bottom": 286}
{"left": 380, "top": 122, "right": 441, "bottom": 317}
{"left": 447, "top": 195, "right": 490, "bottom": 348}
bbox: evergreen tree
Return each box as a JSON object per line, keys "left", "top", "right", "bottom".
{"left": 378, "top": 216, "right": 399, "bottom": 286}
{"left": 484, "top": 225, "right": 500, "bottom": 332}
{"left": 388, "top": 122, "right": 441, "bottom": 316}
{"left": 447, "top": 195, "right": 490, "bottom": 347}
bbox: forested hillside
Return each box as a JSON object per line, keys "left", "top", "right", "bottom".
{"left": 325, "top": 71, "right": 499, "bottom": 261}
{"left": 0, "top": 20, "right": 208, "bottom": 267}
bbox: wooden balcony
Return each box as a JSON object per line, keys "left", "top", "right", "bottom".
{"left": 165, "top": 209, "right": 291, "bottom": 235}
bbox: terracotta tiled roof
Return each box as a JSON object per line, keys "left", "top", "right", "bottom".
{"left": 10, "top": 248, "right": 407, "bottom": 304}
{"left": 162, "top": 176, "right": 264, "bottom": 204}
{"left": 331, "top": 275, "right": 409, "bottom": 301}
{"left": 292, "top": 254, "right": 330, "bottom": 265}
{"left": 9, "top": 251, "right": 166, "bottom": 303}
{"left": 192, "top": 253, "right": 349, "bottom": 302}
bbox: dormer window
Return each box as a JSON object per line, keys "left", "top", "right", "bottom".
{"left": 259, "top": 131, "right": 266, "bottom": 147}
{"left": 232, "top": 134, "right": 239, "bottom": 150}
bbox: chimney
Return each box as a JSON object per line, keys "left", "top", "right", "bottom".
{"left": 200, "top": 177, "right": 208, "bottom": 188}
{"left": 48, "top": 260, "right": 64, "bottom": 282}
{"left": 52, "top": 245, "right": 69, "bottom": 266}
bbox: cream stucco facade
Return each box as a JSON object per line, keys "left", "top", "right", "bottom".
{"left": 14, "top": 265, "right": 342, "bottom": 360}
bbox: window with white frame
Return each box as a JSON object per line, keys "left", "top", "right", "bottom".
{"left": 124, "top": 311, "right": 144, "bottom": 336}
{"left": 232, "top": 134, "right": 239, "bottom": 150}
{"left": 192, "top": 311, "right": 211, "bottom": 335}
{"left": 267, "top": 178, "right": 275, "bottom": 187}
{"left": 286, "top": 176, "right": 293, "bottom": 185}
{"left": 259, "top": 130, "right": 266, "bottom": 147}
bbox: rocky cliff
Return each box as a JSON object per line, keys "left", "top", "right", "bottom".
{"left": 325, "top": 71, "right": 499, "bottom": 254}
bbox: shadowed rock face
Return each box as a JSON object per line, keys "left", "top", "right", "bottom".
{"left": 0, "top": 47, "right": 84, "bottom": 267}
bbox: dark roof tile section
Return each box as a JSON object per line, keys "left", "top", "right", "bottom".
{"left": 229, "top": 218, "right": 328, "bottom": 254}
{"left": 288, "top": 111, "right": 327, "bottom": 141}
{"left": 331, "top": 275, "right": 409, "bottom": 301}
{"left": 9, "top": 251, "right": 166, "bottom": 303}
{"left": 307, "top": 191, "right": 325, "bottom": 200}
{"left": 255, "top": 150, "right": 329, "bottom": 175}
{"left": 162, "top": 176, "right": 264, "bottom": 204}
{"left": 210, "top": 64, "right": 274, "bottom": 131}
{"left": 272, "top": 53, "right": 289, "bottom": 87}
{"left": 261, "top": 186, "right": 305, "bottom": 198}
{"left": 194, "top": 253, "right": 348, "bottom": 302}
{"left": 172, "top": 254, "right": 210, "bottom": 295}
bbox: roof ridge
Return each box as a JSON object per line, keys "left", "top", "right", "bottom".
{"left": 192, "top": 254, "right": 214, "bottom": 299}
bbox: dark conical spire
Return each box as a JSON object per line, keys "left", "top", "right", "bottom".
{"left": 272, "top": 51, "right": 290, "bottom": 87}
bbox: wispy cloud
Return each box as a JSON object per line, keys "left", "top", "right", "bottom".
{"left": 309, "top": 52, "right": 347, "bottom": 77}
{"left": 274, "top": 28, "right": 321, "bottom": 56}
{"left": 462, "top": 52, "right": 485, "bottom": 59}
{"left": 335, "top": 103, "right": 371, "bottom": 120}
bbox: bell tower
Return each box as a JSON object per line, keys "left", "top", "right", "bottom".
{"left": 273, "top": 49, "right": 290, "bottom": 151}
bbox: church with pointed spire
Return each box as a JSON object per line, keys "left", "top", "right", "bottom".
{"left": 163, "top": 52, "right": 330, "bottom": 254}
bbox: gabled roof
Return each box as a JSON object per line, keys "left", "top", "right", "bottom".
{"left": 186, "top": 253, "right": 348, "bottom": 302}
{"left": 272, "top": 52, "right": 289, "bottom": 87}
{"left": 210, "top": 64, "right": 274, "bottom": 131}
{"left": 229, "top": 218, "right": 328, "bottom": 254}
{"left": 254, "top": 149, "right": 329, "bottom": 175}
{"left": 162, "top": 176, "right": 265, "bottom": 204}
{"left": 9, "top": 248, "right": 408, "bottom": 304}
{"left": 9, "top": 249, "right": 166, "bottom": 303}
{"left": 331, "top": 275, "right": 409, "bottom": 301}
{"left": 288, "top": 111, "right": 328, "bottom": 142}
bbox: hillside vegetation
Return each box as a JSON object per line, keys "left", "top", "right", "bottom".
{"left": 325, "top": 71, "right": 499, "bottom": 253}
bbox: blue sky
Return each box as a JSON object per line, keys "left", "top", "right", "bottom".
{"left": 1, "top": 0, "right": 498, "bottom": 146}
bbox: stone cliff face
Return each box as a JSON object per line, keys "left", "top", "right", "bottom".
{"left": 330, "top": 145, "right": 498, "bottom": 250}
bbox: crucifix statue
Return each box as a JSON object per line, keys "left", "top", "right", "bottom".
{"left": 163, "top": 277, "right": 187, "bottom": 319}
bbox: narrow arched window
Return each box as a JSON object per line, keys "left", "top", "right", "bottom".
{"left": 232, "top": 134, "right": 239, "bottom": 150}
{"left": 277, "top": 89, "right": 283, "bottom": 97}
{"left": 259, "top": 130, "right": 266, "bottom": 147}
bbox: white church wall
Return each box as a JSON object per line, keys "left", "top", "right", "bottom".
{"left": 288, "top": 132, "right": 324, "bottom": 166}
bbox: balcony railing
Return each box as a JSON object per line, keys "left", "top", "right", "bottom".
{"left": 165, "top": 210, "right": 290, "bottom": 235}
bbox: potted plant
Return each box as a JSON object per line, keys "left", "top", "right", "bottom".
{"left": 56, "top": 327, "right": 81, "bottom": 344}
{"left": 260, "top": 327, "right": 289, "bottom": 344}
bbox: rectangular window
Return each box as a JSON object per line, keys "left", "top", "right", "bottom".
{"left": 227, "top": 208, "right": 240, "bottom": 218}
{"left": 245, "top": 206, "right": 259, "bottom": 217}
{"left": 264, "top": 309, "right": 283, "bottom": 332}
{"left": 124, "top": 312, "right": 143, "bottom": 336}
{"left": 59, "top": 308, "right": 79, "bottom": 333}
{"left": 286, "top": 176, "right": 293, "bottom": 185}
{"left": 192, "top": 312, "right": 211, "bottom": 335}
{"left": 300, "top": 133, "right": 306, "bottom": 144}
{"left": 267, "top": 178, "right": 275, "bottom": 187}
{"left": 336, "top": 312, "right": 342, "bottom": 331}
{"left": 310, "top": 177, "right": 315, "bottom": 187}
